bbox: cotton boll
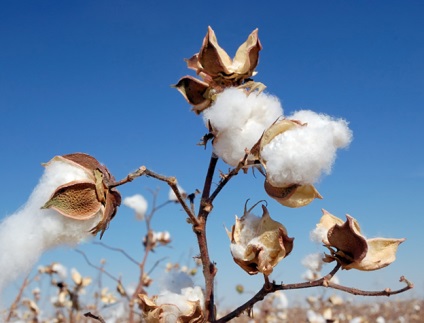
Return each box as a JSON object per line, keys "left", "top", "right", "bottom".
{"left": 0, "top": 160, "right": 102, "bottom": 299}
{"left": 158, "top": 270, "right": 194, "bottom": 294}
{"left": 290, "top": 110, "right": 352, "bottom": 149}
{"left": 123, "top": 194, "right": 148, "bottom": 220}
{"left": 168, "top": 185, "right": 186, "bottom": 202}
{"left": 262, "top": 110, "right": 352, "bottom": 185}
{"left": 181, "top": 286, "right": 204, "bottom": 307}
{"left": 310, "top": 226, "right": 327, "bottom": 244}
{"left": 203, "top": 88, "right": 283, "bottom": 165}
{"left": 272, "top": 291, "right": 288, "bottom": 310}
{"left": 156, "top": 291, "right": 192, "bottom": 314}
{"left": 301, "top": 253, "right": 323, "bottom": 272}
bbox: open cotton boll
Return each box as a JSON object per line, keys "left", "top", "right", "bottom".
{"left": 158, "top": 270, "right": 194, "bottom": 294}
{"left": 156, "top": 286, "right": 204, "bottom": 315}
{"left": 123, "top": 194, "right": 148, "bottom": 220}
{"left": 168, "top": 185, "right": 185, "bottom": 202}
{"left": 203, "top": 88, "right": 283, "bottom": 166}
{"left": 262, "top": 110, "right": 352, "bottom": 185}
{"left": 0, "top": 160, "right": 102, "bottom": 299}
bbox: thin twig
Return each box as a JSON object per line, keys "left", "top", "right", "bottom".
{"left": 216, "top": 264, "right": 413, "bottom": 322}
{"left": 209, "top": 153, "right": 248, "bottom": 203}
{"left": 92, "top": 242, "right": 140, "bottom": 266}
{"left": 5, "top": 274, "right": 31, "bottom": 322}
{"left": 147, "top": 257, "right": 168, "bottom": 276}
{"left": 144, "top": 169, "right": 199, "bottom": 226}
{"left": 74, "top": 249, "right": 129, "bottom": 300}
{"left": 109, "top": 166, "right": 147, "bottom": 188}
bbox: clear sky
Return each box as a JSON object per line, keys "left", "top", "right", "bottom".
{"left": 1, "top": 0, "right": 423, "bottom": 309}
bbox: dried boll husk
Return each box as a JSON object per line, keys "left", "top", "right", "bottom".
{"left": 42, "top": 153, "right": 121, "bottom": 238}
{"left": 227, "top": 204, "right": 294, "bottom": 276}
{"left": 251, "top": 119, "right": 322, "bottom": 207}
{"left": 264, "top": 180, "right": 322, "bottom": 208}
{"left": 316, "top": 210, "right": 405, "bottom": 271}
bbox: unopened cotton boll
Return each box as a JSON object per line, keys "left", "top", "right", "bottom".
{"left": 0, "top": 159, "right": 103, "bottom": 300}
{"left": 123, "top": 194, "right": 148, "bottom": 220}
{"left": 261, "top": 110, "right": 352, "bottom": 185}
{"left": 203, "top": 88, "right": 283, "bottom": 166}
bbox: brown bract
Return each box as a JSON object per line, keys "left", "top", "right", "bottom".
{"left": 251, "top": 119, "right": 323, "bottom": 208}
{"left": 227, "top": 204, "right": 294, "bottom": 276}
{"left": 139, "top": 294, "right": 204, "bottom": 323}
{"left": 175, "top": 26, "right": 262, "bottom": 114}
{"left": 317, "top": 210, "right": 405, "bottom": 271}
{"left": 42, "top": 153, "right": 121, "bottom": 238}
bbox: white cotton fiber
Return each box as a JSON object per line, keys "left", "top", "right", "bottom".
{"left": 158, "top": 270, "right": 194, "bottom": 294}
{"left": 0, "top": 160, "right": 102, "bottom": 300}
{"left": 203, "top": 88, "right": 283, "bottom": 166}
{"left": 123, "top": 194, "right": 148, "bottom": 220}
{"left": 261, "top": 110, "right": 352, "bottom": 185}
{"left": 168, "top": 185, "right": 186, "bottom": 202}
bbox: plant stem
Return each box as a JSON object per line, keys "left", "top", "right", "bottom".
{"left": 216, "top": 264, "right": 413, "bottom": 322}
{"left": 196, "top": 154, "right": 219, "bottom": 322}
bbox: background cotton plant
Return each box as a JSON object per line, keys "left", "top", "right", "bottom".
{"left": 123, "top": 194, "right": 148, "bottom": 221}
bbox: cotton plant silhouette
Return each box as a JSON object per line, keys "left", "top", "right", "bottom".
{"left": 0, "top": 27, "right": 413, "bottom": 322}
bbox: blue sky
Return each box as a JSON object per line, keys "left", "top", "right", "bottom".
{"left": 1, "top": 0, "right": 423, "bottom": 309}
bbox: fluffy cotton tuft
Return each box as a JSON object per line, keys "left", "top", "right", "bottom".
{"left": 158, "top": 270, "right": 194, "bottom": 294}
{"left": 271, "top": 291, "right": 288, "bottom": 310}
{"left": 156, "top": 286, "right": 204, "bottom": 313}
{"left": 301, "top": 253, "right": 323, "bottom": 272}
{"left": 123, "top": 194, "right": 148, "bottom": 220}
{"left": 310, "top": 226, "right": 328, "bottom": 244}
{"left": 168, "top": 185, "right": 186, "bottom": 202}
{"left": 262, "top": 110, "right": 352, "bottom": 185}
{"left": 203, "top": 88, "right": 283, "bottom": 166}
{"left": 0, "top": 160, "right": 102, "bottom": 299}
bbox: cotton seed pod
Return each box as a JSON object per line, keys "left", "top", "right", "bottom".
{"left": 197, "top": 26, "right": 261, "bottom": 82}
{"left": 174, "top": 76, "right": 213, "bottom": 113}
{"left": 251, "top": 119, "right": 322, "bottom": 208}
{"left": 175, "top": 26, "right": 263, "bottom": 114}
{"left": 139, "top": 290, "right": 204, "bottom": 323}
{"left": 316, "top": 210, "right": 405, "bottom": 271}
{"left": 250, "top": 119, "right": 302, "bottom": 160}
{"left": 41, "top": 153, "right": 121, "bottom": 238}
{"left": 264, "top": 180, "right": 323, "bottom": 208}
{"left": 227, "top": 204, "right": 294, "bottom": 276}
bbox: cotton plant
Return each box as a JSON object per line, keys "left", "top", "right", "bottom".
{"left": 2, "top": 26, "right": 413, "bottom": 322}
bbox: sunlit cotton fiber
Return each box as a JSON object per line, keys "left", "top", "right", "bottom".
{"left": 203, "top": 88, "right": 283, "bottom": 166}
{"left": 261, "top": 110, "right": 352, "bottom": 185}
